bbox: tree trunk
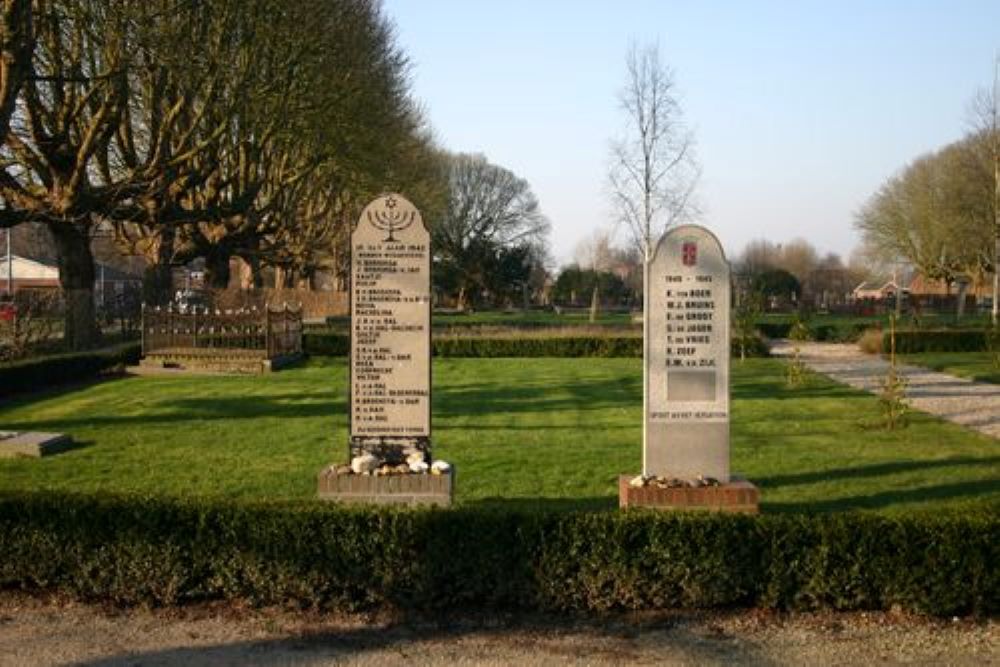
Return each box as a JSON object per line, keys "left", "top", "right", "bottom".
{"left": 589, "top": 284, "right": 600, "bottom": 323}
{"left": 143, "top": 263, "right": 173, "bottom": 306}
{"left": 956, "top": 281, "right": 969, "bottom": 320}
{"left": 204, "top": 251, "right": 231, "bottom": 289}
{"left": 143, "top": 228, "right": 175, "bottom": 306}
{"left": 248, "top": 257, "right": 265, "bottom": 289}
{"left": 48, "top": 222, "right": 98, "bottom": 351}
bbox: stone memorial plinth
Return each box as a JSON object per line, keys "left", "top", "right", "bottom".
{"left": 317, "top": 465, "right": 452, "bottom": 506}
{"left": 318, "top": 193, "right": 451, "bottom": 506}
{"left": 0, "top": 431, "right": 73, "bottom": 458}
{"left": 621, "top": 224, "right": 758, "bottom": 513}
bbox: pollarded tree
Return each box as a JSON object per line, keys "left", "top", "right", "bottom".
{"left": 0, "top": 0, "right": 132, "bottom": 349}
{"left": 968, "top": 61, "right": 1000, "bottom": 323}
{"left": 434, "top": 152, "right": 549, "bottom": 309}
{"left": 855, "top": 138, "right": 992, "bottom": 296}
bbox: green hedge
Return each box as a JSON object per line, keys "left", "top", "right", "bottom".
{"left": 0, "top": 492, "right": 994, "bottom": 615}
{"left": 304, "top": 332, "right": 769, "bottom": 359}
{"left": 0, "top": 343, "right": 140, "bottom": 398}
{"left": 756, "top": 321, "right": 870, "bottom": 343}
{"left": 303, "top": 331, "right": 352, "bottom": 356}
{"left": 887, "top": 330, "right": 988, "bottom": 354}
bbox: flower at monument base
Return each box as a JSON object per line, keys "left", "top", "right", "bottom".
{"left": 430, "top": 460, "right": 451, "bottom": 475}
{"left": 409, "top": 460, "right": 430, "bottom": 474}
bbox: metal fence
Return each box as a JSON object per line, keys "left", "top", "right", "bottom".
{"left": 141, "top": 303, "right": 302, "bottom": 358}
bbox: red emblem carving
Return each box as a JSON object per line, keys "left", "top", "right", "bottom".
{"left": 682, "top": 241, "right": 697, "bottom": 267}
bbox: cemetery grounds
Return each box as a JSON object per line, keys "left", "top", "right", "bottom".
{"left": 0, "top": 353, "right": 997, "bottom": 512}
{"left": 0, "top": 313, "right": 997, "bottom": 664}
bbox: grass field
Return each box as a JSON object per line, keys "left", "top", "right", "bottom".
{"left": 0, "top": 357, "right": 997, "bottom": 514}
{"left": 901, "top": 351, "right": 1000, "bottom": 384}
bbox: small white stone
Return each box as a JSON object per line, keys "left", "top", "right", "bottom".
{"left": 629, "top": 475, "right": 646, "bottom": 488}
{"left": 430, "top": 460, "right": 451, "bottom": 475}
{"left": 351, "top": 454, "right": 379, "bottom": 475}
{"left": 409, "top": 460, "right": 430, "bottom": 474}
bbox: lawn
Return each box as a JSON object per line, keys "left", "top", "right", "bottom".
{"left": 0, "top": 357, "right": 996, "bottom": 514}
{"left": 901, "top": 351, "right": 1000, "bottom": 384}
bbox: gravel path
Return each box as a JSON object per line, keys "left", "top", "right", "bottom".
{"left": 772, "top": 340, "right": 1000, "bottom": 439}
{"left": 0, "top": 596, "right": 996, "bottom": 666}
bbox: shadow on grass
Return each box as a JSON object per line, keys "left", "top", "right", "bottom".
{"left": 3, "top": 393, "right": 345, "bottom": 433}
{"left": 756, "top": 456, "right": 1000, "bottom": 488}
{"left": 434, "top": 376, "right": 640, "bottom": 418}
{"left": 0, "top": 372, "right": 133, "bottom": 409}
{"left": 765, "top": 478, "right": 1000, "bottom": 513}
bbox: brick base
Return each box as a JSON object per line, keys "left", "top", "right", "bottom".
{"left": 317, "top": 465, "right": 453, "bottom": 507}
{"left": 618, "top": 475, "right": 759, "bottom": 514}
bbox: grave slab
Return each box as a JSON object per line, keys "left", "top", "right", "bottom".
{"left": 0, "top": 431, "right": 74, "bottom": 458}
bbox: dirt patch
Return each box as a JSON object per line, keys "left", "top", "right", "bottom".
{"left": 0, "top": 594, "right": 995, "bottom": 666}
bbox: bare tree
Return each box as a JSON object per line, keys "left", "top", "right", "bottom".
{"left": 608, "top": 42, "right": 699, "bottom": 261}
{"left": 573, "top": 228, "right": 616, "bottom": 272}
{"left": 435, "top": 152, "right": 549, "bottom": 309}
{"left": 969, "top": 53, "right": 1000, "bottom": 325}
{"left": 609, "top": 42, "right": 699, "bottom": 465}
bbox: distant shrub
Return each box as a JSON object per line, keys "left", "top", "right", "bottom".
{"left": 857, "top": 329, "right": 884, "bottom": 354}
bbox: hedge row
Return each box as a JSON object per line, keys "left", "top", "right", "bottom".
{"left": 887, "top": 329, "right": 988, "bottom": 354}
{"left": 0, "top": 492, "right": 994, "bottom": 616}
{"left": 0, "top": 343, "right": 141, "bottom": 398}
{"left": 756, "top": 321, "right": 871, "bottom": 343}
{"left": 303, "top": 332, "right": 770, "bottom": 358}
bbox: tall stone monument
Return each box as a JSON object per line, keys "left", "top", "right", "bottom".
{"left": 318, "top": 193, "right": 451, "bottom": 505}
{"left": 349, "top": 193, "right": 431, "bottom": 465}
{"left": 620, "top": 224, "right": 758, "bottom": 513}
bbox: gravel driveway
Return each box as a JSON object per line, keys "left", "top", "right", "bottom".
{"left": 772, "top": 340, "right": 1000, "bottom": 439}
{"left": 0, "top": 596, "right": 996, "bottom": 666}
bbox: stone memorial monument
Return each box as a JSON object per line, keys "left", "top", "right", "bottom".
{"left": 317, "top": 193, "right": 452, "bottom": 505}
{"left": 619, "top": 224, "right": 758, "bottom": 513}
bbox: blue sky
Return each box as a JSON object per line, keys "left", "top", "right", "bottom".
{"left": 382, "top": 0, "right": 999, "bottom": 267}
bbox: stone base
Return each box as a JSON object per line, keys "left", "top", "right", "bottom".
{"left": 134, "top": 349, "right": 301, "bottom": 375}
{"left": 618, "top": 475, "right": 759, "bottom": 514}
{"left": 317, "top": 465, "right": 453, "bottom": 506}
{"left": 0, "top": 431, "right": 74, "bottom": 458}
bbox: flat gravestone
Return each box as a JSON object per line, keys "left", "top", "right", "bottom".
{"left": 0, "top": 431, "right": 73, "bottom": 458}
{"left": 645, "top": 224, "right": 730, "bottom": 481}
{"left": 349, "top": 193, "right": 431, "bottom": 465}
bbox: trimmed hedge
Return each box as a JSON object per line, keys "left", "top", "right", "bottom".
{"left": 0, "top": 343, "right": 140, "bottom": 398}
{"left": 756, "top": 321, "right": 871, "bottom": 343}
{"left": 304, "top": 332, "right": 770, "bottom": 359}
{"left": 0, "top": 492, "right": 994, "bottom": 616}
{"left": 887, "top": 329, "right": 988, "bottom": 354}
